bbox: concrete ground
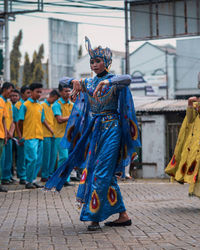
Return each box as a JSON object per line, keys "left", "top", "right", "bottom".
{"left": 0, "top": 179, "right": 200, "bottom": 250}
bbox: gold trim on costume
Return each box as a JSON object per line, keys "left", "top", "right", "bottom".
{"left": 80, "top": 168, "right": 87, "bottom": 184}
{"left": 84, "top": 143, "right": 90, "bottom": 161}
{"left": 73, "top": 132, "right": 81, "bottom": 149}
{"left": 123, "top": 144, "right": 128, "bottom": 160}
{"left": 131, "top": 152, "right": 137, "bottom": 162}
{"left": 129, "top": 119, "right": 138, "bottom": 140}
{"left": 107, "top": 187, "right": 117, "bottom": 206}
{"left": 67, "top": 125, "right": 75, "bottom": 142}
{"left": 89, "top": 190, "right": 100, "bottom": 213}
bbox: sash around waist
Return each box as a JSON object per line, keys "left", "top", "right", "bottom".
{"left": 91, "top": 111, "right": 119, "bottom": 123}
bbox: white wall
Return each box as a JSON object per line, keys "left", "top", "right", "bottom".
{"left": 74, "top": 55, "right": 91, "bottom": 79}
{"left": 141, "top": 114, "right": 166, "bottom": 178}
{"left": 130, "top": 43, "right": 165, "bottom": 76}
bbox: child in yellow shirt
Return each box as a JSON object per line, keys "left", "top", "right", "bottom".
{"left": 0, "top": 83, "right": 10, "bottom": 192}
{"left": 0, "top": 82, "right": 15, "bottom": 185}
{"left": 52, "top": 78, "right": 73, "bottom": 186}
{"left": 18, "top": 83, "right": 53, "bottom": 189}
{"left": 41, "top": 90, "right": 60, "bottom": 182}
{"left": 13, "top": 86, "right": 31, "bottom": 184}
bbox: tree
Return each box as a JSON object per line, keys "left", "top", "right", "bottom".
{"left": 32, "top": 63, "right": 44, "bottom": 83}
{"left": 30, "top": 44, "right": 45, "bottom": 84}
{"left": 22, "top": 52, "right": 31, "bottom": 86}
{"left": 78, "top": 45, "right": 83, "bottom": 59}
{"left": 37, "top": 44, "right": 44, "bottom": 63}
{"left": 30, "top": 51, "right": 37, "bottom": 80}
{"left": 10, "top": 30, "right": 22, "bottom": 85}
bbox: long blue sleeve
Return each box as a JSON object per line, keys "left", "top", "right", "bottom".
{"left": 109, "top": 74, "right": 131, "bottom": 87}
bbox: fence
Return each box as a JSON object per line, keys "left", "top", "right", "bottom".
{"left": 166, "top": 122, "right": 182, "bottom": 165}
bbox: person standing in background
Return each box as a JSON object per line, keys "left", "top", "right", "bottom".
{"left": 52, "top": 79, "right": 74, "bottom": 186}
{"left": 10, "top": 89, "right": 20, "bottom": 106}
{"left": 40, "top": 89, "right": 60, "bottom": 182}
{"left": 0, "top": 82, "right": 15, "bottom": 185}
{"left": 18, "top": 83, "right": 53, "bottom": 189}
{"left": 13, "top": 86, "right": 31, "bottom": 184}
{"left": 10, "top": 88, "right": 20, "bottom": 178}
{"left": 0, "top": 86, "right": 9, "bottom": 192}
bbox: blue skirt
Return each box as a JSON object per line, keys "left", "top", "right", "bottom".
{"left": 45, "top": 115, "right": 126, "bottom": 222}
{"left": 77, "top": 118, "right": 126, "bottom": 222}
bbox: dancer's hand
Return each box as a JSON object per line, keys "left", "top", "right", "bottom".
{"left": 93, "top": 80, "right": 109, "bottom": 102}
{"left": 188, "top": 96, "right": 199, "bottom": 107}
{"left": 71, "top": 80, "right": 81, "bottom": 99}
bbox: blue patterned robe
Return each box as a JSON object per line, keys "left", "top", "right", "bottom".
{"left": 45, "top": 73, "right": 141, "bottom": 222}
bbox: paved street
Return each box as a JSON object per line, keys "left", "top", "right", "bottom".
{"left": 0, "top": 180, "right": 200, "bottom": 250}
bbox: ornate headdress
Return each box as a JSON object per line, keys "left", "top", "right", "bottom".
{"left": 85, "top": 36, "right": 112, "bottom": 70}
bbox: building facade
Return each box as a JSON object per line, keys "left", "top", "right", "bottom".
{"left": 175, "top": 37, "right": 200, "bottom": 98}
{"left": 134, "top": 99, "right": 187, "bottom": 178}
{"left": 129, "top": 42, "right": 176, "bottom": 99}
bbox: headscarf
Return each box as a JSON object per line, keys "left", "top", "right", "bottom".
{"left": 59, "top": 77, "right": 73, "bottom": 89}
{"left": 85, "top": 36, "right": 112, "bottom": 69}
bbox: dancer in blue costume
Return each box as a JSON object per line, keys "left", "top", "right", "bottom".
{"left": 45, "top": 37, "right": 141, "bottom": 231}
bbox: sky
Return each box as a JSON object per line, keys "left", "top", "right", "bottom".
{"left": 7, "top": 0, "right": 177, "bottom": 63}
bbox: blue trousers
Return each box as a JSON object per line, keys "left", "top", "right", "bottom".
{"left": 41, "top": 137, "right": 56, "bottom": 179}
{"left": 0, "top": 139, "right": 4, "bottom": 183}
{"left": 1, "top": 139, "right": 12, "bottom": 180}
{"left": 24, "top": 139, "right": 43, "bottom": 183}
{"left": 52, "top": 137, "right": 70, "bottom": 182}
{"left": 16, "top": 141, "right": 26, "bottom": 180}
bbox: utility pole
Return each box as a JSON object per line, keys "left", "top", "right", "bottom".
{"left": 4, "top": 0, "right": 10, "bottom": 81}
{"left": 165, "top": 50, "right": 169, "bottom": 99}
{"left": 124, "top": 0, "right": 130, "bottom": 74}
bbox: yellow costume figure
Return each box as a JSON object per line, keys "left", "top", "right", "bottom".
{"left": 165, "top": 102, "right": 200, "bottom": 197}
